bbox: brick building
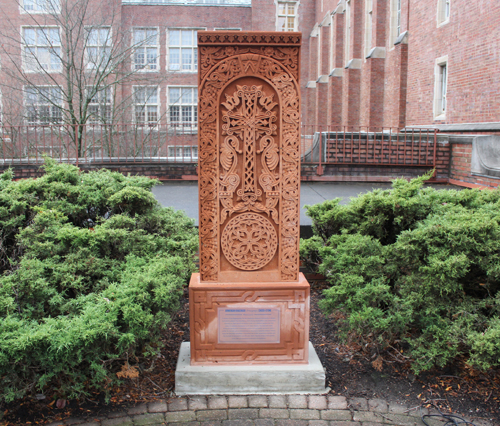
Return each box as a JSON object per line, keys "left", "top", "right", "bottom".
{"left": 0, "top": 0, "right": 315, "bottom": 129}
{"left": 0, "top": 0, "right": 499, "bottom": 187}
{"left": 302, "top": 0, "right": 500, "bottom": 188}
{"left": 304, "top": 0, "right": 500, "bottom": 130}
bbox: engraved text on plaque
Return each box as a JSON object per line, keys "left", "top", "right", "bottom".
{"left": 218, "top": 307, "right": 280, "bottom": 344}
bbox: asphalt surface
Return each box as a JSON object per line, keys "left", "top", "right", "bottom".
{"left": 152, "top": 181, "right": 461, "bottom": 226}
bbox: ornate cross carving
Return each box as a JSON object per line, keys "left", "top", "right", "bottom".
{"left": 220, "top": 85, "right": 279, "bottom": 224}
{"left": 198, "top": 32, "right": 301, "bottom": 282}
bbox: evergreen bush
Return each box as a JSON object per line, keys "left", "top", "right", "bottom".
{"left": 0, "top": 159, "right": 198, "bottom": 402}
{"left": 301, "top": 171, "right": 500, "bottom": 373}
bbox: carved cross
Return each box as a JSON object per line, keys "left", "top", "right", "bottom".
{"left": 222, "top": 85, "right": 277, "bottom": 199}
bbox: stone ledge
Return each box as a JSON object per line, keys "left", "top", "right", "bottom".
{"left": 175, "top": 342, "right": 327, "bottom": 395}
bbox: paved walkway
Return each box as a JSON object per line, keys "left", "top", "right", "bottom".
{"left": 46, "top": 394, "right": 492, "bottom": 426}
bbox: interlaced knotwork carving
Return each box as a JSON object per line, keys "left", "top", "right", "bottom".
{"left": 219, "top": 84, "right": 279, "bottom": 224}
{"left": 198, "top": 34, "right": 301, "bottom": 282}
{"left": 221, "top": 213, "right": 278, "bottom": 271}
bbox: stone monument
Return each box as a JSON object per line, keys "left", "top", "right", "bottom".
{"left": 175, "top": 31, "right": 326, "bottom": 394}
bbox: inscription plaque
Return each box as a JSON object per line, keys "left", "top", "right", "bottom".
{"left": 218, "top": 307, "right": 280, "bottom": 344}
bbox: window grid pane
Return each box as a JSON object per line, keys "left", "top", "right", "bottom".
{"left": 168, "top": 29, "right": 198, "bottom": 71}
{"left": 22, "top": 0, "right": 61, "bottom": 13}
{"left": 134, "top": 87, "right": 159, "bottom": 125}
{"left": 25, "top": 86, "right": 63, "bottom": 125}
{"left": 133, "top": 28, "right": 159, "bottom": 71}
{"left": 277, "top": 1, "right": 297, "bottom": 32}
{"left": 168, "top": 87, "right": 197, "bottom": 130}
{"left": 86, "top": 27, "right": 112, "bottom": 70}
{"left": 23, "top": 27, "right": 62, "bottom": 72}
{"left": 87, "top": 87, "right": 112, "bottom": 124}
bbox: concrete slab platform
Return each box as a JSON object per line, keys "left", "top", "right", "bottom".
{"left": 175, "top": 341, "right": 328, "bottom": 395}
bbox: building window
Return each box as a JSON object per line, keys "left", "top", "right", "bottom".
{"left": 365, "top": 0, "right": 372, "bottom": 57}
{"left": 133, "top": 28, "right": 159, "bottom": 71}
{"left": 168, "top": 29, "right": 198, "bottom": 72}
{"left": 25, "top": 86, "right": 63, "bottom": 125}
{"left": 85, "top": 27, "right": 112, "bottom": 70}
{"left": 167, "top": 145, "right": 198, "bottom": 161}
{"left": 168, "top": 87, "right": 197, "bottom": 131}
{"left": 277, "top": 1, "right": 298, "bottom": 32}
{"left": 22, "top": 0, "right": 60, "bottom": 13}
{"left": 390, "top": 0, "right": 401, "bottom": 44}
{"left": 345, "top": 0, "right": 351, "bottom": 65}
{"left": 434, "top": 57, "right": 448, "bottom": 119}
{"left": 22, "top": 27, "right": 61, "bottom": 72}
{"left": 396, "top": 0, "right": 401, "bottom": 36}
{"left": 437, "top": 0, "right": 450, "bottom": 25}
{"left": 87, "top": 87, "right": 111, "bottom": 124}
{"left": 134, "top": 87, "right": 159, "bottom": 125}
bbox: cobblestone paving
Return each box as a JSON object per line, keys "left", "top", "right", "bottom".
{"left": 45, "top": 395, "right": 493, "bottom": 426}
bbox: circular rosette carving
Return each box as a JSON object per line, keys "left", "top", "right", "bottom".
{"left": 221, "top": 213, "right": 278, "bottom": 270}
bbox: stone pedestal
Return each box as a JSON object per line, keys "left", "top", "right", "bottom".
{"left": 175, "top": 341, "right": 327, "bottom": 395}
{"left": 189, "top": 273, "right": 310, "bottom": 365}
{"left": 174, "top": 31, "right": 325, "bottom": 394}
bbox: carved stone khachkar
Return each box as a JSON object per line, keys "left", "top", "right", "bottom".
{"left": 189, "top": 32, "right": 310, "bottom": 365}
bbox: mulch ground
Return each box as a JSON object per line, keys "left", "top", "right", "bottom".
{"left": 1, "top": 280, "right": 499, "bottom": 425}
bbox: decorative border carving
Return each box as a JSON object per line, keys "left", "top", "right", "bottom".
{"left": 198, "top": 32, "right": 301, "bottom": 47}
{"left": 191, "top": 287, "right": 308, "bottom": 364}
{"left": 198, "top": 34, "right": 301, "bottom": 282}
{"left": 199, "top": 46, "right": 299, "bottom": 81}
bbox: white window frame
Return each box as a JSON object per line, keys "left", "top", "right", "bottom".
{"left": 167, "top": 28, "right": 202, "bottom": 73}
{"left": 24, "top": 85, "right": 63, "bottom": 125}
{"left": 167, "top": 145, "right": 198, "bottom": 162}
{"left": 437, "top": 0, "right": 450, "bottom": 26}
{"left": 390, "top": 0, "right": 401, "bottom": 46}
{"left": 433, "top": 56, "right": 448, "bottom": 120}
{"left": 132, "top": 27, "right": 159, "bottom": 72}
{"left": 22, "top": 26, "right": 62, "bottom": 73}
{"left": 364, "top": 0, "right": 373, "bottom": 58}
{"left": 345, "top": 0, "right": 351, "bottom": 65}
{"left": 85, "top": 27, "right": 112, "bottom": 71}
{"left": 277, "top": 1, "right": 299, "bottom": 32}
{"left": 134, "top": 86, "right": 160, "bottom": 126}
{"left": 20, "top": 0, "right": 61, "bottom": 14}
{"left": 168, "top": 86, "right": 197, "bottom": 133}
{"left": 86, "top": 86, "right": 112, "bottom": 125}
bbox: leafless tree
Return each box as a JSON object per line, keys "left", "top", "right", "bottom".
{"left": 0, "top": 0, "right": 165, "bottom": 158}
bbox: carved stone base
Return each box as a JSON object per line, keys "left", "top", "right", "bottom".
{"left": 189, "top": 273, "right": 310, "bottom": 365}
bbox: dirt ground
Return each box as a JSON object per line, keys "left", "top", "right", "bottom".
{"left": 2, "top": 282, "right": 499, "bottom": 425}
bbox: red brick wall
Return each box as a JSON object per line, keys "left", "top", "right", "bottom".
{"left": 342, "top": 69, "right": 361, "bottom": 126}
{"left": 0, "top": 162, "right": 198, "bottom": 181}
{"left": 449, "top": 139, "right": 500, "bottom": 189}
{"left": 360, "top": 58, "right": 385, "bottom": 128}
{"left": 319, "top": 25, "right": 330, "bottom": 76}
{"left": 327, "top": 12, "right": 344, "bottom": 125}
{"left": 406, "top": 0, "right": 500, "bottom": 126}
{"left": 383, "top": 43, "right": 407, "bottom": 128}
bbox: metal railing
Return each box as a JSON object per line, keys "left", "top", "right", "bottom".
{"left": 0, "top": 123, "right": 199, "bottom": 166}
{"left": 300, "top": 126, "right": 438, "bottom": 175}
{"left": 0, "top": 124, "right": 438, "bottom": 173}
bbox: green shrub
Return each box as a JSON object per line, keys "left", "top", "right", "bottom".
{"left": 0, "top": 159, "right": 198, "bottom": 403}
{"left": 301, "top": 172, "right": 500, "bottom": 373}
